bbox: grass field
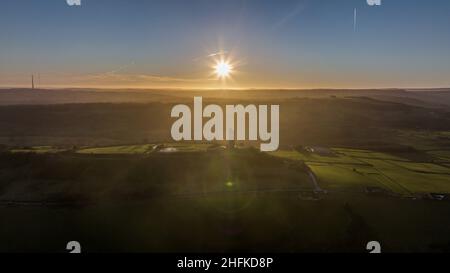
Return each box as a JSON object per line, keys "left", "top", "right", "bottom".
{"left": 428, "top": 151, "right": 450, "bottom": 162}
{"left": 158, "top": 143, "right": 215, "bottom": 153}
{"left": 6, "top": 144, "right": 450, "bottom": 194}
{"left": 10, "top": 146, "right": 68, "bottom": 154}
{"left": 269, "top": 150, "right": 361, "bottom": 164}
{"left": 77, "top": 144, "right": 155, "bottom": 154}
{"left": 271, "top": 148, "right": 450, "bottom": 195}
{"left": 2, "top": 143, "right": 450, "bottom": 252}
{"left": 0, "top": 148, "right": 313, "bottom": 201}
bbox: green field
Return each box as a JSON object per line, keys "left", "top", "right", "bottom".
{"left": 6, "top": 144, "right": 450, "bottom": 195}
{"left": 272, "top": 148, "right": 450, "bottom": 195}
{"left": 77, "top": 144, "right": 155, "bottom": 154}
{"left": 2, "top": 143, "right": 450, "bottom": 252}
{"left": 10, "top": 146, "right": 68, "bottom": 154}
{"left": 428, "top": 150, "right": 450, "bottom": 162}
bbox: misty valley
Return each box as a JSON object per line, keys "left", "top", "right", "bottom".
{"left": 0, "top": 89, "right": 449, "bottom": 252}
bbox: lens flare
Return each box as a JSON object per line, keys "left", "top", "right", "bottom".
{"left": 214, "top": 60, "right": 233, "bottom": 78}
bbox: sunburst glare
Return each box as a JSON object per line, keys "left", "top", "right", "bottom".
{"left": 214, "top": 60, "right": 233, "bottom": 79}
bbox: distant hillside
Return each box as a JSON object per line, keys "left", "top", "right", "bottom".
{"left": 0, "top": 96, "right": 449, "bottom": 148}
{"left": 1, "top": 88, "right": 450, "bottom": 108}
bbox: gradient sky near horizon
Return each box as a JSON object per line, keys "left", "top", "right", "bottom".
{"left": 1, "top": 0, "right": 450, "bottom": 89}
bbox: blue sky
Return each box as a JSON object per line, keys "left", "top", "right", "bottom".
{"left": 1, "top": 0, "right": 450, "bottom": 88}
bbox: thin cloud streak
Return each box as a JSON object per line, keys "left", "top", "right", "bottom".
{"left": 193, "top": 51, "right": 228, "bottom": 61}
{"left": 271, "top": 0, "right": 307, "bottom": 31}
{"left": 82, "top": 73, "right": 215, "bottom": 84}
{"left": 91, "top": 62, "right": 136, "bottom": 79}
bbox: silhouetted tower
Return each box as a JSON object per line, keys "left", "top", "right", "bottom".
{"left": 31, "top": 75, "right": 34, "bottom": 90}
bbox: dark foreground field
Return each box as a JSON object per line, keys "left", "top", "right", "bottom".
{"left": 0, "top": 148, "right": 449, "bottom": 253}
{"left": 2, "top": 191, "right": 450, "bottom": 253}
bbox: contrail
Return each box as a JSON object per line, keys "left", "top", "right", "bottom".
{"left": 193, "top": 51, "right": 228, "bottom": 61}
{"left": 207, "top": 51, "right": 227, "bottom": 58}
{"left": 354, "top": 8, "right": 357, "bottom": 32}
{"left": 91, "top": 61, "right": 136, "bottom": 79}
{"left": 104, "top": 61, "right": 135, "bottom": 75}
{"left": 271, "top": 0, "right": 306, "bottom": 31}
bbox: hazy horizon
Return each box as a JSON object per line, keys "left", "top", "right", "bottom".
{"left": 2, "top": 86, "right": 450, "bottom": 92}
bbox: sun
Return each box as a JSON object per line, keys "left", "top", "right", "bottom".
{"left": 214, "top": 60, "right": 233, "bottom": 78}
